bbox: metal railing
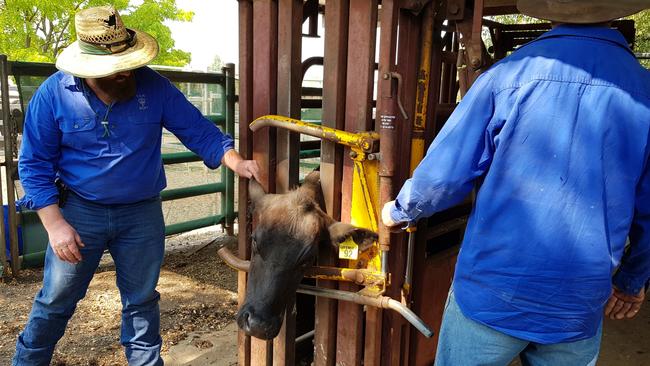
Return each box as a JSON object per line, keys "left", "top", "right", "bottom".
{"left": 0, "top": 57, "right": 236, "bottom": 275}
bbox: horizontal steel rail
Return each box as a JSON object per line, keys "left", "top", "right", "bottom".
{"left": 161, "top": 183, "right": 227, "bottom": 201}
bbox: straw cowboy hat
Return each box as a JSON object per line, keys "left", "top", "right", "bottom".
{"left": 517, "top": 0, "right": 649, "bottom": 24}
{"left": 56, "top": 6, "right": 159, "bottom": 78}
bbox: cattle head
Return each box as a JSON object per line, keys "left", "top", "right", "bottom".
{"left": 237, "top": 171, "right": 377, "bottom": 339}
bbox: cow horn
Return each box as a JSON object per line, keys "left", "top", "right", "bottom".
{"left": 298, "top": 170, "right": 322, "bottom": 204}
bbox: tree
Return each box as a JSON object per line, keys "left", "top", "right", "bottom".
{"left": 207, "top": 54, "right": 224, "bottom": 73}
{"left": 629, "top": 10, "right": 650, "bottom": 67}
{"left": 0, "top": 0, "right": 193, "bottom": 67}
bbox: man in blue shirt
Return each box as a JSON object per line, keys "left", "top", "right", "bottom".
{"left": 13, "top": 6, "right": 258, "bottom": 366}
{"left": 382, "top": 1, "right": 650, "bottom": 365}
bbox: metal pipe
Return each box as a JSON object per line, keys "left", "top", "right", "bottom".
{"left": 404, "top": 226, "right": 416, "bottom": 294}
{"left": 162, "top": 151, "right": 202, "bottom": 165}
{"left": 297, "top": 284, "right": 434, "bottom": 338}
{"left": 164, "top": 214, "right": 225, "bottom": 236}
{"left": 223, "top": 63, "right": 236, "bottom": 232}
{"left": 250, "top": 115, "right": 379, "bottom": 153}
{"left": 160, "top": 183, "right": 226, "bottom": 201}
{"left": 1, "top": 55, "right": 20, "bottom": 275}
{"left": 295, "top": 330, "right": 315, "bottom": 344}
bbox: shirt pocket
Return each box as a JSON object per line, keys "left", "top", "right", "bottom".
{"left": 59, "top": 116, "right": 97, "bottom": 149}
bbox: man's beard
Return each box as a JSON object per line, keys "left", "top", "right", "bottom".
{"left": 93, "top": 72, "right": 137, "bottom": 102}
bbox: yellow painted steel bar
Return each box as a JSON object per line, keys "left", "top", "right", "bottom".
{"left": 250, "top": 115, "right": 379, "bottom": 153}
{"left": 410, "top": 4, "right": 435, "bottom": 174}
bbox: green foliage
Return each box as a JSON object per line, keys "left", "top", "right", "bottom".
{"left": 629, "top": 10, "right": 650, "bottom": 67}
{"left": 0, "top": 0, "right": 192, "bottom": 67}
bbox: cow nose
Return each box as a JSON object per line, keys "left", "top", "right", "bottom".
{"left": 240, "top": 310, "right": 252, "bottom": 331}
{"left": 237, "top": 307, "right": 281, "bottom": 340}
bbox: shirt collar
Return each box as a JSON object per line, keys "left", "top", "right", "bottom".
{"left": 536, "top": 24, "right": 633, "bottom": 55}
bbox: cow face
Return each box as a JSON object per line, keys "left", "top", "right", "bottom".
{"left": 237, "top": 171, "right": 377, "bottom": 339}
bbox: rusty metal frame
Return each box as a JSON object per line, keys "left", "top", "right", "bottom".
{"left": 235, "top": 1, "right": 526, "bottom": 365}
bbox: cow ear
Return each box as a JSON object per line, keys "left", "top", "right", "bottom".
{"left": 248, "top": 179, "right": 266, "bottom": 206}
{"left": 327, "top": 222, "right": 378, "bottom": 252}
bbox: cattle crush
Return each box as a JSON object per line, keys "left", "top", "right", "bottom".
{"left": 224, "top": 1, "right": 638, "bottom": 365}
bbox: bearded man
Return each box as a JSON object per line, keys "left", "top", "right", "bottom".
{"left": 13, "top": 6, "right": 258, "bottom": 366}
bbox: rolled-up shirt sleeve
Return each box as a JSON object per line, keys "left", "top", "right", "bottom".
{"left": 613, "top": 157, "right": 650, "bottom": 295}
{"left": 18, "top": 84, "right": 61, "bottom": 210}
{"left": 161, "top": 78, "right": 234, "bottom": 169}
{"left": 391, "top": 73, "right": 499, "bottom": 223}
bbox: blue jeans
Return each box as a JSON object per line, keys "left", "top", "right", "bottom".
{"left": 435, "top": 290, "right": 602, "bottom": 366}
{"left": 13, "top": 193, "right": 165, "bottom": 366}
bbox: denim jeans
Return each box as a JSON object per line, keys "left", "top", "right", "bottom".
{"left": 13, "top": 193, "right": 165, "bottom": 366}
{"left": 435, "top": 290, "right": 602, "bottom": 366}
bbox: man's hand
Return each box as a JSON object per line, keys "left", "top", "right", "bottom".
{"left": 48, "top": 220, "right": 85, "bottom": 264}
{"left": 605, "top": 287, "right": 645, "bottom": 320}
{"left": 221, "top": 149, "right": 260, "bottom": 182}
{"left": 233, "top": 159, "right": 260, "bottom": 182}
{"left": 381, "top": 200, "right": 401, "bottom": 230}
{"left": 37, "top": 204, "right": 85, "bottom": 264}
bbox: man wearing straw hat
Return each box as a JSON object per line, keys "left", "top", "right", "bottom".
{"left": 13, "top": 6, "right": 259, "bottom": 366}
{"left": 382, "top": 1, "right": 650, "bottom": 365}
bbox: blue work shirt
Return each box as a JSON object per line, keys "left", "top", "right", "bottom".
{"left": 391, "top": 25, "right": 650, "bottom": 343}
{"left": 19, "top": 67, "right": 234, "bottom": 209}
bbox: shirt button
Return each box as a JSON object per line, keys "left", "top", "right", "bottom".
{"left": 74, "top": 124, "right": 79, "bottom": 128}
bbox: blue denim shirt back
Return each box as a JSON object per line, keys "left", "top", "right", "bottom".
{"left": 392, "top": 25, "right": 650, "bottom": 343}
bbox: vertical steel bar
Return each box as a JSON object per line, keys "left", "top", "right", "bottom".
{"left": 0, "top": 55, "right": 20, "bottom": 275}
{"left": 373, "top": 0, "right": 405, "bottom": 365}
{"left": 276, "top": 0, "right": 302, "bottom": 192}
{"left": 223, "top": 63, "right": 236, "bottom": 235}
{"left": 411, "top": 5, "right": 463, "bottom": 364}
{"left": 315, "top": 1, "right": 350, "bottom": 365}
{"left": 237, "top": 1, "right": 254, "bottom": 365}
{"left": 0, "top": 56, "right": 10, "bottom": 277}
{"left": 273, "top": 0, "right": 302, "bottom": 364}
{"left": 378, "top": 6, "right": 423, "bottom": 366}
{"left": 252, "top": 0, "right": 279, "bottom": 364}
{"left": 337, "top": 1, "right": 377, "bottom": 365}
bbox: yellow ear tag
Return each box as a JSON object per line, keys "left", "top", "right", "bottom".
{"left": 338, "top": 237, "right": 359, "bottom": 260}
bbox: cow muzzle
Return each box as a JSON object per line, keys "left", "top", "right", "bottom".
{"left": 237, "top": 305, "right": 283, "bottom": 340}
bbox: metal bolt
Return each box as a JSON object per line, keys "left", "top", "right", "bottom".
{"left": 449, "top": 4, "right": 460, "bottom": 15}
{"left": 349, "top": 151, "right": 358, "bottom": 159}
{"left": 382, "top": 73, "right": 390, "bottom": 80}
{"left": 471, "top": 58, "right": 481, "bottom": 68}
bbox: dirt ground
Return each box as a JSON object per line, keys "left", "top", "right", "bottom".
{"left": 1, "top": 225, "right": 650, "bottom": 365}
{"left": 0, "top": 227, "right": 239, "bottom": 366}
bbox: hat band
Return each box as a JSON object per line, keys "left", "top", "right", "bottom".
{"left": 78, "top": 29, "right": 137, "bottom": 55}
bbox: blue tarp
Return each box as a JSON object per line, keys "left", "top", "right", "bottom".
{"left": 3, "top": 205, "right": 23, "bottom": 261}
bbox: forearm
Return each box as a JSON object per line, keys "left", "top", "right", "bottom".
{"left": 221, "top": 148, "right": 243, "bottom": 171}
{"left": 37, "top": 204, "right": 67, "bottom": 233}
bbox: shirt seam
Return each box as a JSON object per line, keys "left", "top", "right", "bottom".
{"left": 493, "top": 76, "right": 650, "bottom": 101}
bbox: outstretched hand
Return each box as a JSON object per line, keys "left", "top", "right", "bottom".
{"left": 234, "top": 159, "right": 260, "bottom": 182}
{"left": 605, "top": 287, "right": 645, "bottom": 320}
{"left": 222, "top": 149, "right": 260, "bottom": 182}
